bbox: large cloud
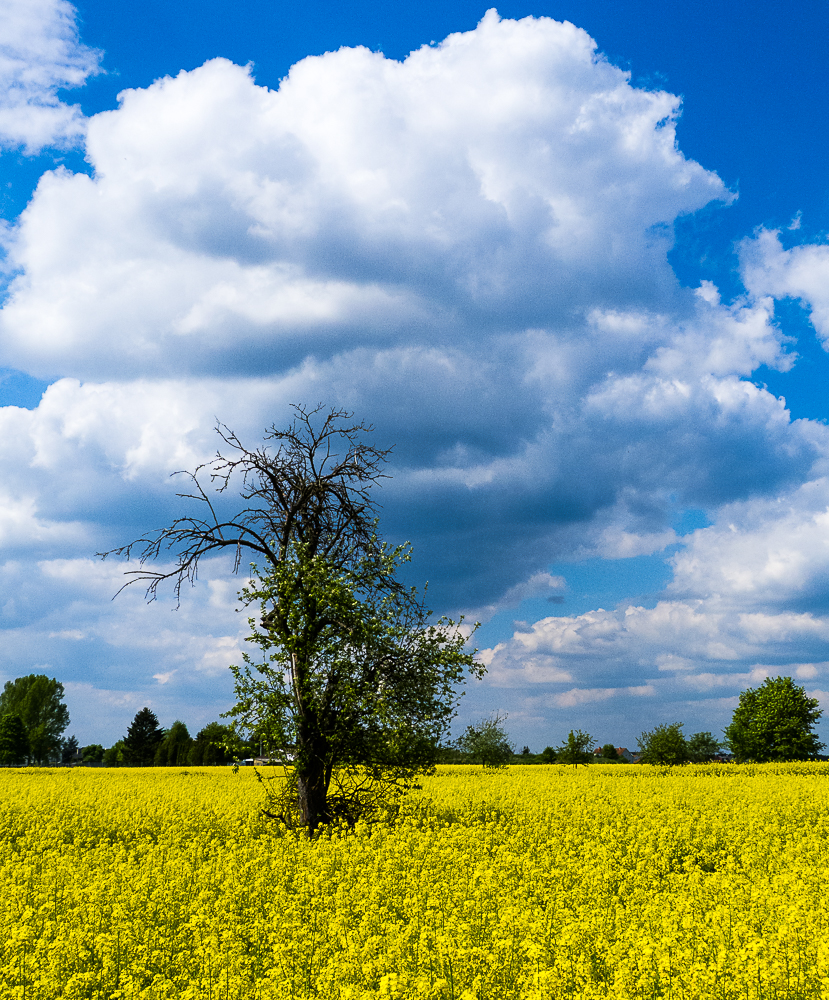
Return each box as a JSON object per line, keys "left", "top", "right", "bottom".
{"left": 0, "top": 0, "right": 101, "bottom": 152}
{"left": 0, "top": 10, "right": 731, "bottom": 379}
{"left": 1, "top": 10, "right": 828, "bottom": 743}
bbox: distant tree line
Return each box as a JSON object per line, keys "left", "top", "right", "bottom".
{"left": 633, "top": 677, "right": 823, "bottom": 764}
{"left": 0, "top": 673, "right": 823, "bottom": 770}
{"left": 0, "top": 676, "right": 244, "bottom": 768}
{"left": 101, "top": 709, "right": 241, "bottom": 767}
{"left": 444, "top": 676, "right": 825, "bottom": 768}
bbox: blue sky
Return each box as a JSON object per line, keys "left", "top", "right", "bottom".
{"left": 1, "top": 0, "right": 829, "bottom": 750}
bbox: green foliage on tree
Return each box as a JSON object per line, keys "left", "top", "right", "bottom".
{"left": 540, "top": 745, "right": 557, "bottom": 763}
{"left": 154, "top": 721, "right": 193, "bottom": 765}
{"left": 637, "top": 723, "right": 689, "bottom": 764}
{"left": 599, "top": 743, "right": 622, "bottom": 762}
{"left": 81, "top": 744, "right": 105, "bottom": 763}
{"left": 187, "top": 722, "right": 239, "bottom": 765}
{"left": 686, "top": 731, "right": 722, "bottom": 763}
{"left": 230, "top": 540, "right": 479, "bottom": 828}
{"left": 724, "top": 676, "right": 824, "bottom": 762}
{"left": 456, "top": 713, "right": 513, "bottom": 770}
{"left": 106, "top": 407, "right": 483, "bottom": 832}
{"left": 122, "top": 708, "right": 165, "bottom": 766}
{"left": 637, "top": 723, "right": 720, "bottom": 765}
{"left": 555, "top": 729, "right": 593, "bottom": 765}
{"left": 0, "top": 713, "right": 29, "bottom": 766}
{"left": 61, "top": 734, "right": 79, "bottom": 764}
{"left": 0, "top": 674, "right": 70, "bottom": 764}
{"left": 103, "top": 740, "right": 126, "bottom": 767}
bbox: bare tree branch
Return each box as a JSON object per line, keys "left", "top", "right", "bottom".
{"left": 99, "top": 404, "right": 392, "bottom": 604}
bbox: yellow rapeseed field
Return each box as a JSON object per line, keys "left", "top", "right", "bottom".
{"left": 1, "top": 763, "right": 828, "bottom": 999}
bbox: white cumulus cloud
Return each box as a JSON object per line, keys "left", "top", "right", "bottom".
{"left": 0, "top": 0, "right": 101, "bottom": 152}
{"left": 0, "top": 11, "right": 729, "bottom": 379}
{"left": 740, "top": 229, "right": 829, "bottom": 348}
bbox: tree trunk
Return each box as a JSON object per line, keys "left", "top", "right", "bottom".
{"left": 295, "top": 738, "right": 330, "bottom": 834}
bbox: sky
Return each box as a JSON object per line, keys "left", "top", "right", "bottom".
{"left": 1, "top": 0, "right": 829, "bottom": 750}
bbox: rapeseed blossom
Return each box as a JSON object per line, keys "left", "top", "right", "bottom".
{"left": 0, "top": 764, "right": 827, "bottom": 998}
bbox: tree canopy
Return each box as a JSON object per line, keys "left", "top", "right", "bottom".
{"left": 154, "top": 721, "right": 192, "bottom": 766}
{"left": 188, "top": 722, "right": 238, "bottom": 765}
{"left": 555, "top": 730, "right": 593, "bottom": 765}
{"left": 599, "top": 743, "right": 625, "bottom": 763}
{"left": 61, "top": 735, "right": 79, "bottom": 764}
{"left": 724, "top": 676, "right": 824, "bottom": 762}
{"left": 637, "top": 723, "right": 721, "bottom": 765}
{"left": 102, "top": 741, "right": 126, "bottom": 767}
{"left": 0, "top": 674, "right": 70, "bottom": 764}
{"left": 123, "top": 708, "right": 165, "bottom": 767}
{"left": 106, "top": 406, "right": 482, "bottom": 832}
{"left": 81, "top": 744, "right": 105, "bottom": 763}
{"left": 685, "top": 731, "right": 722, "bottom": 763}
{"left": 0, "top": 714, "right": 29, "bottom": 766}
{"left": 456, "top": 714, "right": 513, "bottom": 769}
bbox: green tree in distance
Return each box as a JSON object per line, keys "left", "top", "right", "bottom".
{"left": 188, "top": 722, "right": 239, "bottom": 765}
{"left": 599, "top": 743, "right": 624, "bottom": 763}
{"left": 0, "top": 714, "right": 29, "bottom": 766}
{"left": 457, "top": 713, "right": 513, "bottom": 769}
{"left": 154, "top": 720, "right": 192, "bottom": 765}
{"left": 103, "top": 741, "right": 126, "bottom": 767}
{"left": 724, "top": 676, "right": 824, "bottom": 762}
{"left": 81, "top": 744, "right": 105, "bottom": 763}
{"left": 61, "top": 734, "right": 79, "bottom": 763}
{"left": 637, "top": 723, "right": 689, "bottom": 764}
{"left": 104, "top": 406, "right": 481, "bottom": 832}
{"left": 123, "top": 708, "right": 165, "bottom": 766}
{"left": 0, "top": 675, "right": 70, "bottom": 764}
{"left": 637, "top": 723, "right": 721, "bottom": 764}
{"left": 686, "top": 731, "right": 721, "bottom": 763}
{"left": 556, "top": 729, "right": 593, "bottom": 765}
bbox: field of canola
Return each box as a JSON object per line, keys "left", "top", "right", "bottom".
{"left": 1, "top": 764, "right": 829, "bottom": 1000}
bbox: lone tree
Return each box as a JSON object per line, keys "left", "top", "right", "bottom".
{"left": 103, "top": 406, "right": 481, "bottom": 833}
{"left": 457, "top": 713, "right": 513, "bottom": 769}
{"left": 724, "top": 676, "right": 824, "bottom": 762}
{"left": 556, "top": 729, "right": 593, "bottom": 765}
{"left": 0, "top": 674, "right": 70, "bottom": 764}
